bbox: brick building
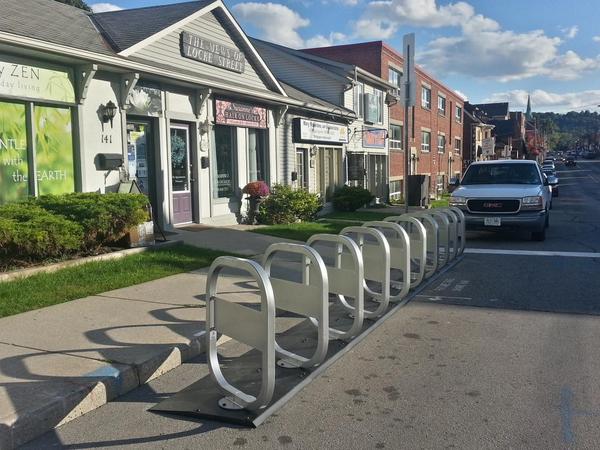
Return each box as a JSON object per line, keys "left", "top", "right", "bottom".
{"left": 303, "top": 41, "right": 464, "bottom": 200}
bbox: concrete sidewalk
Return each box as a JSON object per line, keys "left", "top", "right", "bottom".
{"left": 0, "top": 227, "right": 296, "bottom": 449}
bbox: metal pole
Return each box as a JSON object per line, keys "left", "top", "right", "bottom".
{"left": 403, "top": 45, "right": 411, "bottom": 214}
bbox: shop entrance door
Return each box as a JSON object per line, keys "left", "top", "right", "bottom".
{"left": 127, "top": 120, "right": 157, "bottom": 217}
{"left": 170, "top": 124, "right": 193, "bottom": 224}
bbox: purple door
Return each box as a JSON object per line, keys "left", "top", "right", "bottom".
{"left": 170, "top": 125, "right": 193, "bottom": 224}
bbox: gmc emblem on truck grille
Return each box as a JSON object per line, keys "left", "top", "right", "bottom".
{"left": 483, "top": 202, "right": 503, "bottom": 208}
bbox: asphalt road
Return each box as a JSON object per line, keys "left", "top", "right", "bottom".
{"left": 27, "top": 160, "right": 600, "bottom": 450}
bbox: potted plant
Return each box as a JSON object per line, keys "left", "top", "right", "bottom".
{"left": 242, "top": 181, "right": 270, "bottom": 224}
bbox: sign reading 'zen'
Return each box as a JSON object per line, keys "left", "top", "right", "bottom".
{"left": 180, "top": 31, "right": 246, "bottom": 73}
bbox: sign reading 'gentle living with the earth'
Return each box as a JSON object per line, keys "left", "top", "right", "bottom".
{"left": 180, "top": 31, "right": 246, "bottom": 73}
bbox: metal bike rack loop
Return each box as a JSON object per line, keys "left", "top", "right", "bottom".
{"left": 262, "top": 243, "right": 329, "bottom": 369}
{"left": 206, "top": 256, "right": 275, "bottom": 411}
{"left": 383, "top": 215, "right": 427, "bottom": 288}
{"left": 362, "top": 221, "right": 411, "bottom": 303}
{"left": 415, "top": 210, "right": 451, "bottom": 268}
{"left": 340, "top": 226, "right": 391, "bottom": 319}
{"left": 448, "top": 206, "right": 466, "bottom": 255}
{"left": 405, "top": 212, "right": 439, "bottom": 277}
{"left": 436, "top": 209, "right": 459, "bottom": 261}
{"left": 307, "top": 234, "right": 365, "bottom": 340}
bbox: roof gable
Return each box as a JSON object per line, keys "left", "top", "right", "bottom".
{"left": 92, "top": 0, "right": 214, "bottom": 53}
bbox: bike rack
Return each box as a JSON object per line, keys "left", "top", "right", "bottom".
{"left": 411, "top": 213, "right": 439, "bottom": 278}
{"left": 383, "top": 215, "right": 427, "bottom": 288}
{"left": 418, "top": 211, "right": 451, "bottom": 267}
{"left": 206, "top": 256, "right": 276, "bottom": 411}
{"left": 362, "top": 221, "right": 411, "bottom": 303}
{"left": 340, "top": 226, "right": 391, "bottom": 319}
{"left": 262, "top": 243, "right": 329, "bottom": 369}
{"left": 307, "top": 234, "right": 365, "bottom": 340}
{"left": 437, "top": 209, "right": 459, "bottom": 261}
{"left": 448, "top": 207, "right": 466, "bottom": 255}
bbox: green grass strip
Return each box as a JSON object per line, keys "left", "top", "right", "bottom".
{"left": 251, "top": 220, "right": 362, "bottom": 242}
{"left": 0, "top": 245, "right": 235, "bottom": 318}
{"left": 322, "top": 211, "right": 394, "bottom": 222}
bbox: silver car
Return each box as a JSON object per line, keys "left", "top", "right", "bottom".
{"left": 450, "top": 160, "right": 552, "bottom": 241}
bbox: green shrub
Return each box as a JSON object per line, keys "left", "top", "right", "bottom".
{"left": 0, "top": 203, "right": 84, "bottom": 262}
{"left": 34, "top": 193, "right": 149, "bottom": 249}
{"left": 257, "top": 184, "right": 322, "bottom": 224}
{"left": 332, "top": 185, "right": 374, "bottom": 212}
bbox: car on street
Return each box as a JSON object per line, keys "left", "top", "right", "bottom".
{"left": 450, "top": 160, "right": 551, "bottom": 241}
{"left": 565, "top": 156, "right": 576, "bottom": 167}
{"left": 543, "top": 168, "right": 560, "bottom": 197}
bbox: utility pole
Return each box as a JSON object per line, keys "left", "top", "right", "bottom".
{"left": 402, "top": 33, "right": 416, "bottom": 213}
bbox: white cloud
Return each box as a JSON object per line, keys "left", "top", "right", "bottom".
{"left": 487, "top": 89, "right": 600, "bottom": 112}
{"left": 234, "top": 2, "right": 346, "bottom": 48}
{"left": 593, "top": 36, "right": 600, "bottom": 42}
{"left": 354, "top": 0, "right": 600, "bottom": 82}
{"left": 90, "top": 2, "right": 122, "bottom": 12}
{"left": 561, "top": 25, "right": 579, "bottom": 39}
{"left": 234, "top": 2, "right": 309, "bottom": 48}
{"left": 454, "top": 90, "right": 468, "bottom": 101}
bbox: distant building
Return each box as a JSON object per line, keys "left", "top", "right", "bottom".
{"left": 462, "top": 102, "right": 494, "bottom": 167}
{"left": 302, "top": 41, "right": 464, "bottom": 200}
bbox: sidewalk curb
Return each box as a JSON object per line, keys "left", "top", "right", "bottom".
{"left": 2, "top": 332, "right": 207, "bottom": 449}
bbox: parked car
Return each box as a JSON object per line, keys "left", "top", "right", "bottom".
{"left": 449, "top": 160, "right": 551, "bottom": 241}
{"left": 542, "top": 161, "right": 555, "bottom": 171}
{"left": 565, "top": 157, "right": 576, "bottom": 167}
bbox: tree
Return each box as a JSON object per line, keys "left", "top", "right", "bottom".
{"left": 54, "top": 0, "right": 91, "bottom": 11}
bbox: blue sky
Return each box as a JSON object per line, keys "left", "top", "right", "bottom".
{"left": 90, "top": 0, "right": 600, "bottom": 113}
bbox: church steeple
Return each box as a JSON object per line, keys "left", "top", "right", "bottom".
{"left": 525, "top": 94, "right": 532, "bottom": 120}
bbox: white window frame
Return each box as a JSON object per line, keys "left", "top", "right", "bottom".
{"left": 388, "top": 68, "right": 402, "bottom": 95}
{"left": 454, "top": 138, "right": 462, "bottom": 154}
{"left": 421, "top": 130, "right": 431, "bottom": 152}
{"left": 354, "top": 82, "right": 364, "bottom": 118}
{"left": 437, "top": 134, "right": 446, "bottom": 153}
{"left": 389, "top": 123, "right": 403, "bottom": 150}
{"left": 438, "top": 95, "right": 446, "bottom": 115}
{"left": 455, "top": 105, "right": 462, "bottom": 123}
{"left": 421, "top": 86, "right": 431, "bottom": 109}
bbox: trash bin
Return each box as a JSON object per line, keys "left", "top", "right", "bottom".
{"left": 407, "top": 175, "right": 430, "bottom": 207}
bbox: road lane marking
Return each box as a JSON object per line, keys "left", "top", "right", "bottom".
{"left": 465, "top": 248, "right": 600, "bottom": 258}
{"left": 416, "top": 294, "right": 472, "bottom": 301}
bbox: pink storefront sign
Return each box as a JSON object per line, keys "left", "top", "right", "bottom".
{"left": 215, "top": 99, "right": 268, "bottom": 129}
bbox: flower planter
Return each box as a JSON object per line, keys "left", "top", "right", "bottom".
{"left": 246, "top": 196, "right": 264, "bottom": 225}
{"left": 125, "top": 220, "right": 155, "bottom": 248}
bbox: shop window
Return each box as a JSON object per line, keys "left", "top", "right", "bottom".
{"left": 0, "top": 101, "right": 75, "bottom": 204}
{"left": 0, "top": 101, "right": 28, "bottom": 203}
{"left": 389, "top": 124, "right": 403, "bottom": 150}
{"left": 213, "top": 125, "right": 237, "bottom": 199}
{"left": 437, "top": 134, "right": 446, "bottom": 153}
{"left": 295, "top": 148, "right": 307, "bottom": 189}
{"left": 316, "top": 147, "right": 342, "bottom": 201}
{"left": 421, "top": 86, "right": 431, "bottom": 109}
{"left": 248, "top": 128, "right": 268, "bottom": 182}
{"left": 421, "top": 130, "right": 431, "bottom": 152}
{"left": 34, "top": 106, "right": 75, "bottom": 196}
{"left": 389, "top": 179, "right": 402, "bottom": 201}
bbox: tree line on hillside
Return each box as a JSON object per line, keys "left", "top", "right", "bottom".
{"left": 534, "top": 111, "right": 600, "bottom": 152}
{"left": 55, "top": 0, "right": 91, "bottom": 11}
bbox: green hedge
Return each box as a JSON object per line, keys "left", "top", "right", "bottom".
{"left": 34, "top": 193, "right": 149, "bottom": 249}
{"left": 332, "top": 185, "right": 374, "bottom": 212}
{"left": 0, "top": 204, "right": 84, "bottom": 261}
{"left": 0, "top": 193, "right": 150, "bottom": 268}
{"left": 257, "top": 184, "right": 322, "bottom": 224}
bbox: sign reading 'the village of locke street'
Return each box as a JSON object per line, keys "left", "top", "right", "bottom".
{"left": 180, "top": 31, "right": 245, "bottom": 73}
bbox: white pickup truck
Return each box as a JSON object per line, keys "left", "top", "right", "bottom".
{"left": 449, "top": 160, "right": 552, "bottom": 241}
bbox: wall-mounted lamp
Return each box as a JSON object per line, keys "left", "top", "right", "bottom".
{"left": 101, "top": 101, "right": 118, "bottom": 128}
{"left": 411, "top": 154, "right": 420, "bottom": 161}
{"left": 310, "top": 145, "right": 318, "bottom": 157}
{"left": 199, "top": 120, "right": 210, "bottom": 135}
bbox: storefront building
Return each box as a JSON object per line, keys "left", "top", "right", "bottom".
{"left": 0, "top": 0, "right": 316, "bottom": 227}
{"left": 252, "top": 38, "right": 393, "bottom": 204}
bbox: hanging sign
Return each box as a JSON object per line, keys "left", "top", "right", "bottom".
{"left": 293, "top": 118, "right": 348, "bottom": 144}
{"left": 181, "top": 31, "right": 246, "bottom": 73}
{"left": 215, "top": 99, "right": 267, "bottom": 128}
{"left": 0, "top": 54, "right": 75, "bottom": 103}
{"left": 362, "top": 127, "right": 386, "bottom": 149}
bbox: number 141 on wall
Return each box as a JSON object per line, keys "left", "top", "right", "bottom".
{"left": 101, "top": 134, "right": 113, "bottom": 144}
